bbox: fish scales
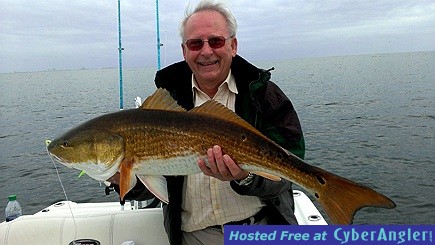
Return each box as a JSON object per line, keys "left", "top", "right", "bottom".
{"left": 47, "top": 88, "right": 396, "bottom": 225}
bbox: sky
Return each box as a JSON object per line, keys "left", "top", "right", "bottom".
{"left": 1, "top": 0, "right": 434, "bottom": 73}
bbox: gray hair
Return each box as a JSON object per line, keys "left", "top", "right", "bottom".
{"left": 179, "top": 0, "right": 237, "bottom": 42}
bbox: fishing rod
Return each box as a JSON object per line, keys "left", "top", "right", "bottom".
{"left": 118, "top": 0, "right": 162, "bottom": 110}
{"left": 156, "top": 0, "right": 163, "bottom": 71}
{"left": 117, "top": 0, "right": 124, "bottom": 110}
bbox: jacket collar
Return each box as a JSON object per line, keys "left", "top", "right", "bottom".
{"left": 155, "top": 55, "right": 272, "bottom": 109}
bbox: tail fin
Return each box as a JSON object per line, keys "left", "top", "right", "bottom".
{"left": 306, "top": 164, "right": 396, "bottom": 224}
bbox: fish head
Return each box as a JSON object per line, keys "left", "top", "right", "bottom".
{"left": 47, "top": 129, "right": 125, "bottom": 181}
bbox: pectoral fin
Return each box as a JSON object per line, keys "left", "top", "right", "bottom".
{"left": 137, "top": 175, "right": 169, "bottom": 204}
{"left": 119, "top": 157, "right": 137, "bottom": 201}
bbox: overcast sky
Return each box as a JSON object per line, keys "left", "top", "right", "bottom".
{"left": 1, "top": 0, "right": 434, "bottom": 73}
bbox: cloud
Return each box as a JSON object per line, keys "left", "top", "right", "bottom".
{"left": 0, "top": 0, "right": 434, "bottom": 73}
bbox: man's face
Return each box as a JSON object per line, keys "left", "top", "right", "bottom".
{"left": 182, "top": 10, "right": 237, "bottom": 90}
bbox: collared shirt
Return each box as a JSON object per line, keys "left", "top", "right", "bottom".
{"left": 181, "top": 71, "right": 265, "bottom": 232}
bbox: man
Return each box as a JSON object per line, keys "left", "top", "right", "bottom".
{"left": 115, "top": 1, "right": 305, "bottom": 244}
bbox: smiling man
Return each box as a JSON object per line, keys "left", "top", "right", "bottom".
{"left": 113, "top": 1, "right": 306, "bottom": 244}
{"left": 181, "top": 9, "right": 237, "bottom": 99}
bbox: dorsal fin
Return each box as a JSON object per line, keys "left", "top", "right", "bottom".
{"left": 189, "top": 100, "right": 266, "bottom": 138}
{"left": 140, "top": 88, "right": 185, "bottom": 112}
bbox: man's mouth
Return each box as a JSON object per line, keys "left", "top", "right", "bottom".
{"left": 199, "top": 60, "right": 219, "bottom": 66}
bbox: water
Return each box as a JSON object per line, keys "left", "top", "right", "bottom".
{"left": 0, "top": 52, "right": 434, "bottom": 224}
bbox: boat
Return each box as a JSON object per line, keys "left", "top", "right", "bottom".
{"left": 0, "top": 190, "right": 326, "bottom": 245}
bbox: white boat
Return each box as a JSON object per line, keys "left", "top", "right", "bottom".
{"left": 0, "top": 190, "right": 326, "bottom": 245}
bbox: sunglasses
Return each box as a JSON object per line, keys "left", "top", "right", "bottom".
{"left": 184, "top": 36, "right": 232, "bottom": 51}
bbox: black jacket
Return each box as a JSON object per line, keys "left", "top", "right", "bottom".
{"left": 151, "top": 55, "right": 305, "bottom": 244}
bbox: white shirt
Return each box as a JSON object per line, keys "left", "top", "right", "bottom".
{"left": 181, "top": 71, "right": 264, "bottom": 232}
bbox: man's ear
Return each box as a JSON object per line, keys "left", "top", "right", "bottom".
{"left": 182, "top": 43, "right": 187, "bottom": 59}
{"left": 231, "top": 37, "right": 238, "bottom": 57}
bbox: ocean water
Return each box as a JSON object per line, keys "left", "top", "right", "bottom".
{"left": 0, "top": 51, "right": 434, "bottom": 224}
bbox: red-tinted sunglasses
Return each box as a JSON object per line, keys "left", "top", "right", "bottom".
{"left": 184, "top": 36, "right": 232, "bottom": 51}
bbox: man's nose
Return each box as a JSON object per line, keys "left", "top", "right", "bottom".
{"left": 200, "top": 41, "right": 214, "bottom": 55}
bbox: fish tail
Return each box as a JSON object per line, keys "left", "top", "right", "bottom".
{"left": 304, "top": 164, "right": 396, "bottom": 224}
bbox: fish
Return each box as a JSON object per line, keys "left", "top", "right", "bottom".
{"left": 47, "top": 88, "right": 396, "bottom": 224}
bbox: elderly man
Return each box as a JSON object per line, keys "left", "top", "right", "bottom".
{"left": 113, "top": 1, "right": 305, "bottom": 244}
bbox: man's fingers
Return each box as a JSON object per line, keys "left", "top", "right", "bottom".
{"left": 207, "top": 147, "right": 218, "bottom": 173}
{"left": 198, "top": 158, "right": 213, "bottom": 176}
{"left": 200, "top": 145, "right": 248, "bottom": 181}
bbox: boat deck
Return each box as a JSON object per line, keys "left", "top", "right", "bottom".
{"left": 0, "top": 190, "right": 326, "bottom": 245}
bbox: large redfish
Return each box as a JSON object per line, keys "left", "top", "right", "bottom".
{"left": 47, "top": 89, "right": 396, "bottom": 224}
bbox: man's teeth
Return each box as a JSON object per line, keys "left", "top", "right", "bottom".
{"left": 200, "top": 61, "right": 218, "bottom": 66}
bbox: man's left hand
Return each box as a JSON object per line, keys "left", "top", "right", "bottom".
{"left": 198, "top": 145, "right": 249, "bottom": 181}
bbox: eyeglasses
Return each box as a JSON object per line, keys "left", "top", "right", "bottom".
{"left": 184, "top": 36, "right": 232, "bottom": 51}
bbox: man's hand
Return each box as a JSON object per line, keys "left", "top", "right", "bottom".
{"left": 107, "top": 145, "right": 249, "bottom": 182}
{"left": 198, "top": 145, "right": 249, "bottom": 181}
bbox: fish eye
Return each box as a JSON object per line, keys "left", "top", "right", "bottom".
{"left": 62, "top": 140, "right": 69, "bottom": 147}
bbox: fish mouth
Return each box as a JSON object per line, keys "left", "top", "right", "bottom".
{"left": 47, "top": 149, "right": 124, "bottom": 182}
{"left": 47, "top": 152, "right": 70, "bottom": 167}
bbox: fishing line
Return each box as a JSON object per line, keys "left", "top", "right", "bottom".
{"left": 45, "top": 140, "right": 78, "bottom": 241}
